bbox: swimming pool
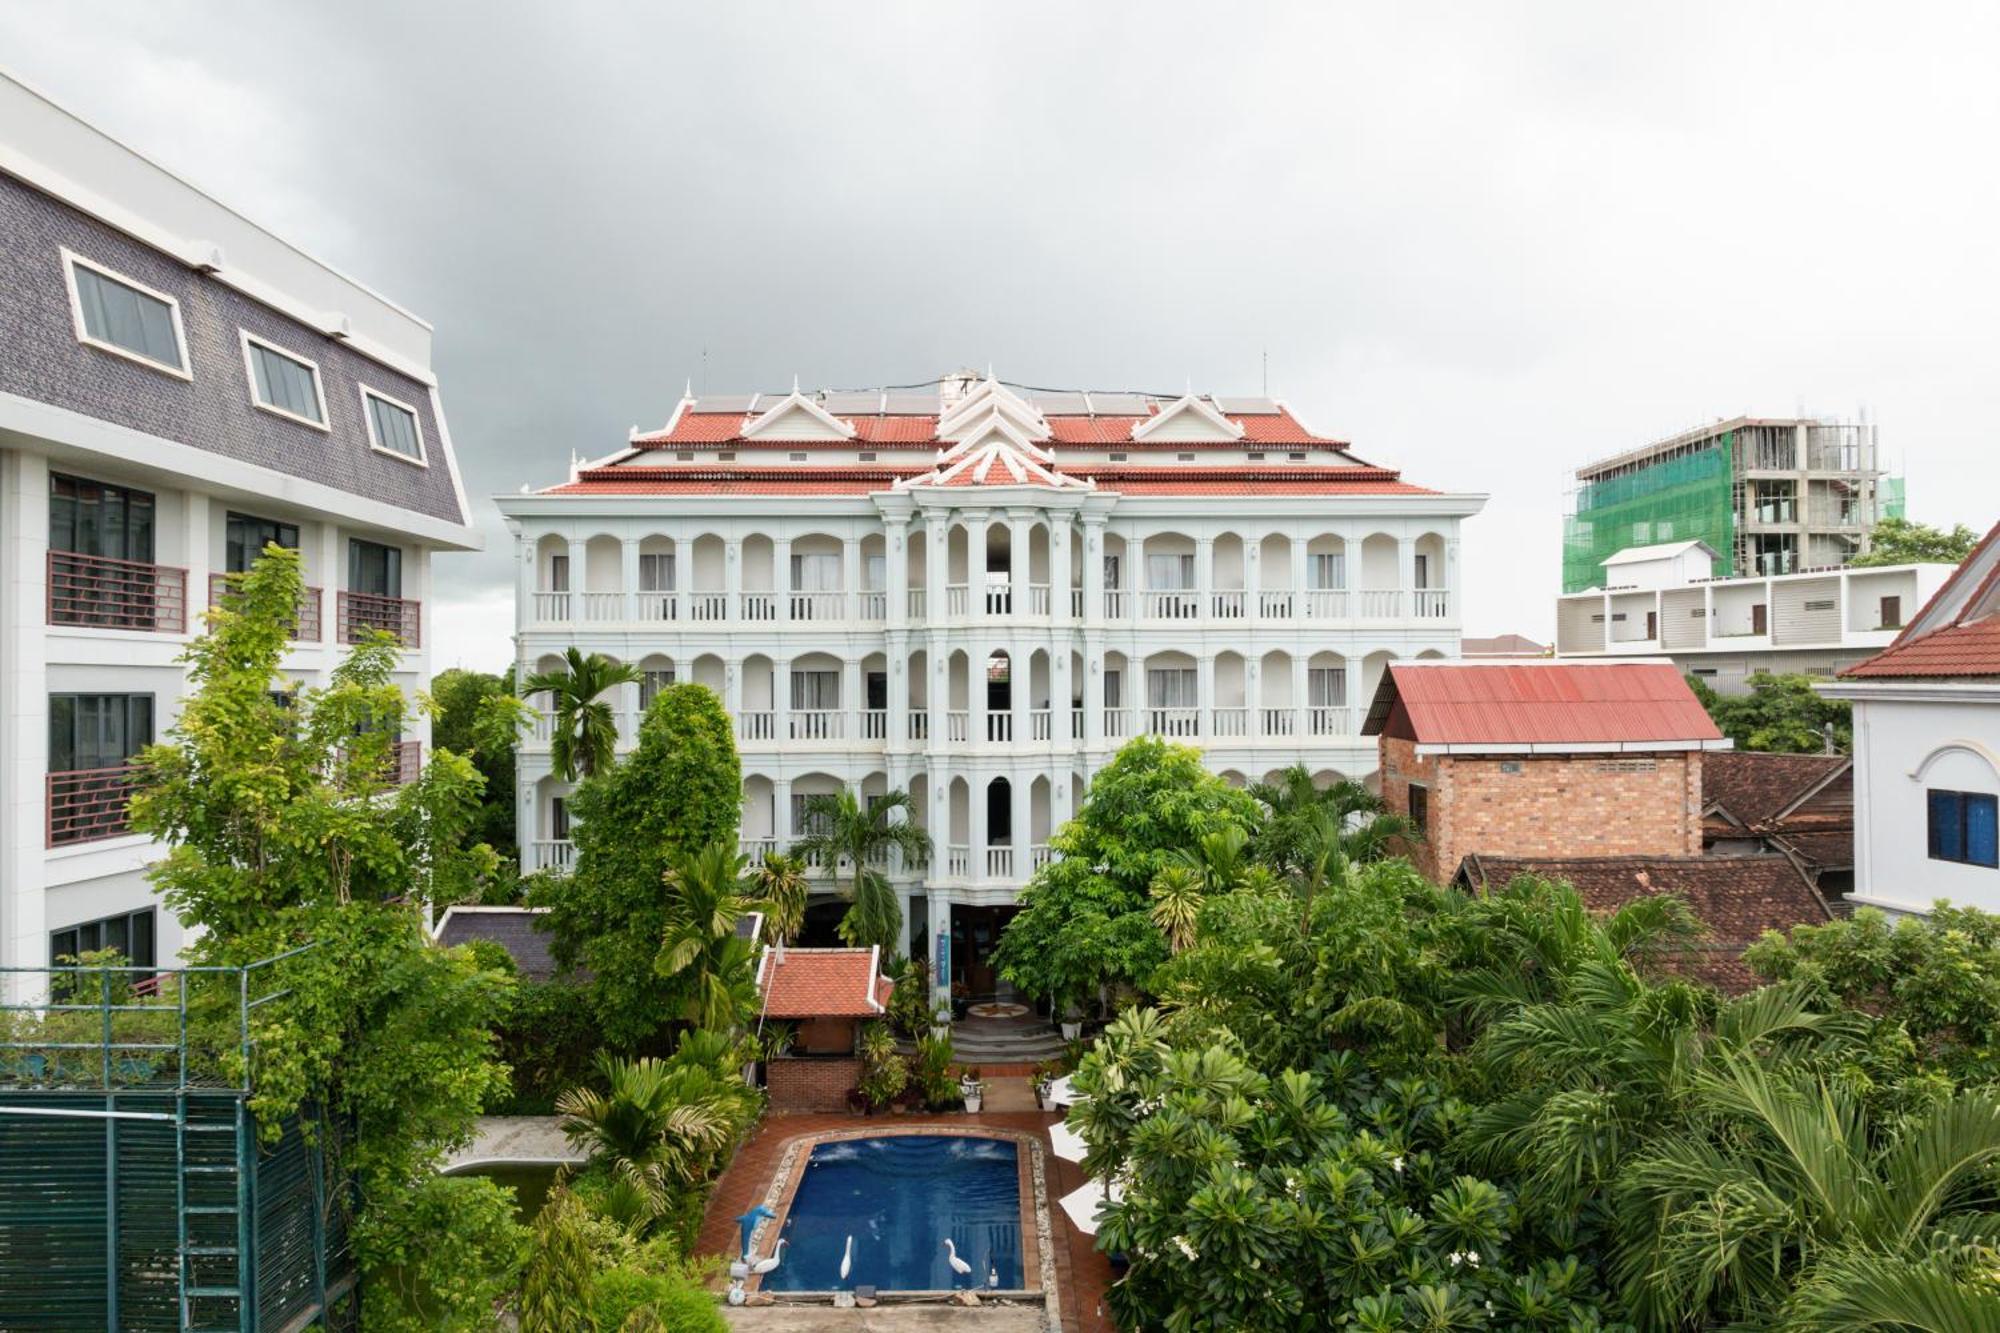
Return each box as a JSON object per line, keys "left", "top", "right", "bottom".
{"left": 759, "top": 1135, "right": 1024, "bottom": 1292}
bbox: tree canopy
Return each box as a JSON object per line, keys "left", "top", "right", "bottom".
{"left": 1850, "top": 515, "right": 1982, "bottom": 568}
{"left": 431, "top": 666, "right": 526, "bottom": 853}
{"left": 1688, "top": 670, "right": 1851, "bottom": 753}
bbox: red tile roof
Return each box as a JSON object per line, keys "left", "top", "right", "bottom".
{"left": 1364, "top": 662, "right": 1726, "bottom": 749}
{"left": 1702, "top": 752, "right": 1851, "bottom": 830}
{"left": 1455, "top": 853, "right": 1833, "bottom": 993}
{"left": 636, "top": 406, "right": 1347, "bottom": 449}
{"left": 755, "top": 947, "right": 889, "bottom": 1019}
{"left": 1843, "top": 519, "right": 2000, "bottom": 678}
{"left": 547, "top": 463, "right": 1430, "bottom": 498}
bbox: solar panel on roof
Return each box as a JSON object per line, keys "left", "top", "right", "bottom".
{"left": 1088, "top": 393, "right": 1156, "bottom": 414}
{"left": 819, "top": 391, "right": 884, "bottom": 414}
{"left": 1213, "top": 397, "right": 1282, "bottom": 414}
{"left": 690, "top": 394, "right": 758, "bottom": 413}
{"left": 1027, "top": 392, "right": 1090, "bottom": 414}
{"left": 882, "top": 391, "right": 942, "bottom": 414}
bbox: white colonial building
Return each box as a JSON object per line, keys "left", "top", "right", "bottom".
{"left": 499, "top": 373, "right": 1484, "bottom": 990}
{"left": 1820, "top": 521, "right": 2000, "bottom": 916}
{"left": 0, "top": 70, "right": 478, "bottom": 997}
{"left": 1556, "top": 539, "right": 1955, "bottom": 693}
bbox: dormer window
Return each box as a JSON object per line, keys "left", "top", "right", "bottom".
{"left": 718, "top": 451, "right": 737, "bottom": 460}
{"left": 1109, "top": 452, "right": 1127, "bottom": 462}
{"left": 360, "top": 385, "right": 426, "bottom": 464}
{"left": 1177, "top": 453, "right": 1195, "bottom": 462}
{"left": 676, "top": 451, "right": 695, "bottom": 461}
{"left": 789, "top": 452, "right": 807, "bottom": 462}
{"left": 859, "top": 452, "right": 877, "bottom": 461}
{"left": 242, "top": 333, "right": 328, "bottom": 429}
{"left": 1247, "top": 452, "right": 1266, "bottom": 461}
{"left": 1288, "top": 451, "right": 1307, "bottom": 461}
{"left": 63, "top": 249, "right": 189, "bottom": 378}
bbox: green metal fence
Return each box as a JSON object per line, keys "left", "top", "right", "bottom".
{"left": 0, "top": 949, "right": 356, "bottom": 1331}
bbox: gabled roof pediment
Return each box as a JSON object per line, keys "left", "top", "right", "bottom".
{"left": 936, "top": 376, "right": 1050, "bottom": 443}
{"left": 1131, "top": 394, "right": 1246, "bottom": 443}
{"left": 741, "top": 390, "right": 857, "bottom": 442}
{"left": 935, "top": 411, "right": 1054, "bottom": 466}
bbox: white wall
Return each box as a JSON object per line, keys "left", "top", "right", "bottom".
{"left": 1847, "top": 693, "right": 2000, "bottom": 915}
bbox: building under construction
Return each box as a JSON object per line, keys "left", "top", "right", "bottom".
{"left": 1562, "top": 416, "right": 1904, "bottom": 593}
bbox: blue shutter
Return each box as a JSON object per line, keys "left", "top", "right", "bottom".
{"left": 1967, "top": 795, "right": 1999, "bottom": 869}
{"left": 1929, "top": 790, "right": 1963, "bottom": 862}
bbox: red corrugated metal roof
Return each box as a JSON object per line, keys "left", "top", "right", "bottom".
{"left": 1373, "top": 662, "right": 1723, "bottom": 746}
{"left": 756, "top": 947, "right": 887, "bottom": 1018}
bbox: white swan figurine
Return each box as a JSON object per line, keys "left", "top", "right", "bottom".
{"left": 750, "top": 1239, "right": 787, "bottom": 1276}
{"left": 944, "top": 1238, "right": 973, "bottom": 1277}
{"left": 839, "top": 1234, "right": 854, "bottom": 1282}
{"left": 987, "top": 1263, "right": 999, "bottom": 1289}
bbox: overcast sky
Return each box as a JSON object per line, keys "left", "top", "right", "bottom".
{"left": 7, "top": 2, "right": 1998, "bottom": 670}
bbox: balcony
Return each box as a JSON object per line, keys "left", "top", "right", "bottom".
{"left": 1211, "top": 707, "right": 1250, "bottom": 738}
{"left": 907, "top": 713, "right": 929, "bottom": 741}
{"left": 208, "top": 574, "right": 321, "bottom": 641}
{"left": 738, "top": 711, "right": 776, "bottom": 741}
{"left": 1070, "top": 589, "right": 1085, "bottom": 617}
{"left": 47, "top": 764, "right": 141, "bottom": 846}
{"left": 739, "top": 836, "right": 778, "bottom": 862}
{"left": 1029, "top": 583, "right": 1052, "bottom": 615}
{"left": 1411, "top": 589, "right": 1450, "bottom": 618}
{"left": 630, "top": 591, "right": 676, "bottom": 621}
{"left": 946, "top": 711, "right": 970, "bottom": 742}
{"left": 946, "top": 584, "right": 970, "bottom": 616}
{"left": 533, "top": 590, "right": 570, "bottom": 622}
{"left": 986, "top": 845, "right": 1013, "bottom": 878}
{"left": 790, "top": 591, "right": 845, "bottom": 622}
{"left": 907, "top": 588, "right": 927, "bottom": 618}
{"left": 1144, "top": 707, "right": 1201, "bottom": 738}
{"left": 1104, "top": 709, "right": 1132, "bottom": 739}
{"left": 1259, "top": 591, "right": 1295, "bottom": 619}
{"left": 1211, "top": 591, "right": 1246, "bottom": 619}
{"left": 790, "top": 711, "right": 842, "bottom": 741}
{"left": 1304, "top": 589, "right": 1347, "bottom": 619}
{"left": 1261, "top": 708, "right": 1296, "bottom": 737}
{"left": 1102, "top": 590, "right": 1128, "bottom": 619}
{"left": 688, "top": 592, "right": 728, "bottom": 621}
{"left": 1307, "top": 706, "right": 1351, "bottom": 737}
{"left": 862, "top": 709, "right": 888, "bottom": 740}
{"left": 984, "top": 585, "right": 1012, "bottom": 616}
{"left": 987, "top": 714, "right": 1012, "bottom": 742}
{"left": 580, "top": 592, "right": 623, "bottom": 622}
{"left": 1030, "top": 708, "right": 1052, "bottom": 740}
{"left": 391, "top": 740, "right": 423, "bottom": 785}
{"left": 947, "top": 844, "right": 971, "bottom": 877}
{"left": 530, "top": 839, "right": 575, "bottom": 873}
{"left": 48, "top": 550, "right": 187, "bottom": 634}
{"left": 339, "top": 590, "right": 421, "bottom": 646}
{"left": 1030, "top": 844, "right": 1055, "bottom": 871}
{"left": 1141, "top": 590, "right": 1200, "bottom": 621}
{"left": 1355, "top": 589, "right": 1401, "bottom": 619}
{"left": 857, "top": 590, "right": 887, "bottom": 621}
{"left": 740, "top": 592, "right": 777, "bottom": 622}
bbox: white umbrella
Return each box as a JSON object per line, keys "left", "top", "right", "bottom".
{"left": 1057, "top": 1178, "right": 1123, "bottom": 1236}
{"left": 1046, "top": 1075, "right": 1083, "bottom": 1107}
{"left": 1047, "top": 1118, "right": 1088, "bottom": 1163}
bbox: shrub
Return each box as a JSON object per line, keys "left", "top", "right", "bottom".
{"left": 488, "top": 978, "right": 601, "bottom": 1115}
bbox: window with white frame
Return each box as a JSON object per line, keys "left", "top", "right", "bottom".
{"left": 241, "top": 333, "right": 327, "bottom": 427}
{"left": 638, "top": 553, "right": 674, "bottom": 591}
{"left": 1146, "top": 553, "right": 1194, "bottom": 590}
{"left": 1146, "top": 668, "right": 1197, "bottom": 707}
{"left": 790, "top": 670, "right": 839, "bottom": 710}
{"left": 63, "top": 250, "right": 188, "bottom": 376}
{"left": 865, "top": 554, "right": 887, "bottom": 591}
{"left": 639, "top": 667, "right": 675, "bottom": 708}
{"left": 361, "top": 386, "right": 426, "bottom": 462}
{"left": 789, "top": 553, "right": 841, "bottom": 591}
{"left": 1308, "top": 667, "right": 1347, "bottom": 707}
{"left": 792, "top": 793, "right": 833, "bottom": 838}
{"left": 1928, "top": 789, "right": 1998, "bottom": 868}
{"left": 1309, "top": 552, "right": 1345, "bottom": 589}
{"left": 547, "top": 553, "right": 569, "bottom": 592}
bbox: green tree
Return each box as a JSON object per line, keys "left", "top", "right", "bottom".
{"left": 654, "top": 841, "right": 761, "bottom": 1032}
{"left": 789, "top": 788, "right": 929, "bottom": 952}
{"left": 993, "top": 737, "right": 1262, "bottom": 1013}
{"left": 129, "top": 545, "right": 522, "bottom": 1329}
{"left": 1850, "top": 515, "right": 1981, "bottom": 568}
{"left": 1147, "top": 865, "right": 1204, "bottom": 955}
{"left": 431, "top": 666, "right": 528, "bottom": 852}
{"left": 1251, "top": 764, "right": 1416, "bottom": 881}
{"left": 535, "top": 683, "right": 741, "bottom": 1049}
{"left": 524, "top": 648, "right": 642, "bottom": 781}
{"left": 748, "top": 851, "right": 810, "bottom": 945}
{"left": 1689, "top": 671, "right": 1851, "bottom": 753}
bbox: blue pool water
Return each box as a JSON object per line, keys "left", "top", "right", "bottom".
{"left": 760, "top": 1135, "right": 1023, "bottom": 1292}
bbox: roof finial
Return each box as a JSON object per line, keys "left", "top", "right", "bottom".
{"left": 684, "top": 378, "right": 693, "bottom": 400}
{"left": 1186, "top": 373, "right": 1193, "bottom": 396}
{"left": 792, "top": 373, "right": 800, "bottom": 394}
{"left": 987, "top": 362, "right": 996, "bottom": 382}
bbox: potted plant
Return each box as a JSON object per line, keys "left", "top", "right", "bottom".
{"left": 1058, "top": 1000, "right": 1083, "bottom": 1042}
{"left": 863, "top": 1054, "right": 908, "bottom": 1114}
{"left": 845, "top": 1087, "right": 868, "bottom": 1118}
{"left": 950, "top": 980, "right": 972, "bottom": 1020}
{"left": 1031, "top": 1059, "right": 1059, "bottom": 1110}
{"left": 959, "top": 1068, "right": 985, "bottom": 1114}
{"left": 931, "top": 1002, "right": 953, "bottom": 1041}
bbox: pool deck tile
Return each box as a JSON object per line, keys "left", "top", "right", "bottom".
{"left": 700, "top": 1110, "right": 1118, "bottom": 1333}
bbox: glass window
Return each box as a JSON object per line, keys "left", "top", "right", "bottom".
{"left": 1102, "top": 554, "right": 1122, "bottom": 589}
{"left": 68, "top": 256, "right": 184, "bottom": 372}
{"left": 1146, "top": 668, "right": 1196, "bottom": 708}
{"left": 1104, "top": 669, "right": 1122, "bottom": 708}
{"left": 1310, "top": 553, "right": 1345, "bottom": 589}
{"left": 1145, "top": 554, "right": 1193, "bottom": 590}
{"left": 51, "top": 908, "right": 157, "bottom": 969}
{"left": 50, "top": 474, "right": 155, "bottom": 562}
{"left": 1309, "top": 668, "right": 1347, "bottom": 707}
{"left": 49, "top": 694, "right": 154, "bottom": 772}
{"left": 547, "top": 553, "right": 570, "bottom": 592}
{"left": 639, "top": 667, "right": 675, "bottom": 708}
{"left": 244, "top": 336, "right": 324, "bottom": 424}
{"left": 1408, "top": 784, "right": 1429, "bottom": 834}
{"left": 790, "top": 670, "right": 839, "bottom": 710}
{"left": 226, "top": 513, "right": 301, "bottom": 573}
{"left": 1929, "top": 790, "right": 1999, "bottom": 868}
{"left": 363, "top": 388, "right": 425, "bottom": 461}
{"left": 348, "top": 539, "right": 402, "bottom": 598}
{"left": 639, "top": 553, "right": 674, "bottom": 591}
{"left": 789, "top": 553, "right": 841, "bottom": 591}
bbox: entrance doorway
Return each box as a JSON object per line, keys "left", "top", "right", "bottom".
{"left": 949, "top": 905, "right": 1019, "bottom": 1002}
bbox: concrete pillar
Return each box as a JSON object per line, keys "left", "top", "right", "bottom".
{"left": 774, "top": 536, "right": 793, "bottom": 624}
{"left": 1293, "top": 653, "right": 1309, "bottom": 738}
{"left": 773, "top": 777, "right": 794, "bottom": 844}
{"left": 888, "top": 635, "right": 910, "bottom": 750}
{"left": 842, "top": 656, "right": 862, "bottom": 743}
{"left": 1196, "top": 535, "right": 1214, "bottom": 623}
{"left": 774, "top": 656, "right": 792, "bottom": 743}
{"left": 1010, "top": 769, "right": 1031, "bottom": 875}
{"left": 885, "top": 517, "right": 909, "bottom": 630}
{"left": 1, "top": 451, "right": 51, "bottom": 992}
{"left": 1245, "top": 535, "right": 1261, "bottom": 621}
{"left": 970, "top": 641, "right": 989, "bottom": 746}
{"left": 621, "top": 536, "right": 640, "bottom": 620}
{"left": 1085, "top": 651, "right": 1104, "bottom": 745}
{"left": 1009, "top": 510, "right": 1032, "bottom": 619}
{"left": 926, "top": 517, "right": 947, "bottom": 622}
{"left": 970, "top": 772, "right": 989, "bottom": 879}
{"left": 725, "top": 657, "right": 743, "bottom": 717}
{"left": 724, "top": 537, "right": 741, "bottom": 616}
{"left": 1082, "top": 516, "right": 1105, "bottom": 622}
{"left": 515, "top": 530, "right": 535, "bottom": 632}
{"left": 842, "top": 535, "right": 861, "bottom": 622}
{"left": 1011, "top": 637, "right": 1029, "bottom": 746}
{"left": 1051, "top": 518, "right": 1073, "bottom": 623}
{"left": 565, "top": 538, "right": 585, "bottom": 620}
{"left": 1198, "top": 652, "right": 1215, "bottom": 739}
{"left": 1398, "top": 536, "right": 1417, "bottom": 613}
{"left": 673, "top": 535, "right": 693, "bottom": 614}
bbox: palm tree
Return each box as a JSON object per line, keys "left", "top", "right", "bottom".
{"left": 749, "top": 850, "right": 810, "bottom": 945}
{"left": 1172, "top": 825, "right": 1252, "bottom": 894}
{"left": 790, "top": 788, "right": 930, "bottom": 951}
{"left": 1250, "top": 764, "right": 1412, "bottom": 879}
{"left": 654, "top": 840, "right": 760, "bottom": 1031}
{"left": 522, "top": 647, "right": 640, "bottom": 781}
{"left": 1148, "top": 865, "right": 1204, "bottom": 954}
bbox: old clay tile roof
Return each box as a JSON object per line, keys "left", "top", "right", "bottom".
{"left": 434, "top": 907, "right": 561, "bottom": 980}
{"left": 1843, "top": 518, "right": 2000, "bottom": 679}
{"left": 1703, "top": 752, "right": 1851, "bottom": 830}
{"left": 755, "top": 946, "right": 889, "bottom": 1019}
{"left": 1364, "top": 662, "right": 1725, "bottom": 748}
{"left": 1456, "top": 853, "right": 1834, "bottom": 993}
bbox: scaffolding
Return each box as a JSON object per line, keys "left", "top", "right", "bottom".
{"left": 0, "top": 947, "right": 355, "bottom": 1332}
{"left": 1562, "top": 437, "right": 1738, "bottom": 593}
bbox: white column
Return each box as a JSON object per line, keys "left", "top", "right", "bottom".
{"left": 621, "top": 536, "right": 640, "bottom": 621}
{"left": 927, "top": 517, "right": 948, "bottom": 621}
{"left": 515, "top": 531, "right": 535, "bottom": 632}
{"left": 0, "top": 451, "right": 51, "bottom": 990}
{"left": 1245, "top": 536, "right": 1262, "bottom": 622}
{"left": 889, "top": 641, "right": 909, "bottom": 748}
{"left": 970, "top": 639, "right": 989, "bottom": 745}
{"left": 1010, "top": 769, "right": 1031, "bottom": 873}
{"left": 1085, "top": 652, "right": 1104, "bottom": 745}
{"left": 1346, "top": 654, "right": 1365, "bottom": 733}
{"left": 930, "top": 653, "right": 947, "bottom": 752}
{"left": 1082, "top": 516, "right": 1105, "bottom": 623}
{"left": 1293, "top": 653, "right": 1309, "bottom": 738}
{"left": 1398, "top": 535, "right": 1417, "bottom": 615}
{"left": 320, "top": 520, "right": 345, "bottom": 649}
{"left": 1011, "top": 637, "right": 1030, "bottom": 746}
{"left": 725, "top": 657, "right": 743, "bottom": 716}
{"left": 1291, "top": 534, "right": 1308, "bottom": 615}
{"left": 970, "top": 772, "right": 989, "bottom": 880}
{"left": 1009, "top": 510, "right": 1032, "bottom": 619}
{"left": 774, "top": 656, "right": 792, "bottom": 743}
{"left": 774, "top": 536, "right": 793, "bottom": 624}
{"left": 1051, "top": 518, "right": 1073, "bottom": 623}
{"left": 674, "top": 535, "right": 693, "bottom": 615}
{"left": 1052, "top": 649, "right": 1071, "bottom": 744}
{"left": 1195, "top": 536, "right": 1214, "bottom": 623}
{"left": 842, "top": 656, "right": 862, "bottom": 742}
{"left": 842, "top": 535, "right": 861, "bottom": 622}
{"left": 773, "top": 777, "right": 794, "bottom": 844}
{"left": 1198, "top": 652, "right": 1215, "bottom": 739}
{"left": 1246, "top": 655, "right": 1262, "bottom": 734}
{"left": 885, "top": 517, "right": 909, "bottom": 630}
{"left": 1445, "top": 535, "right": 1461, "bottom": 619}
{"left": 724, "top": 537, "right": 742, "bottom": 617}
{"left": 565, "top": 538, "right": 585, "bottom": 621}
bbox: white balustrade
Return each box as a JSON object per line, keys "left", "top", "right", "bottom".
{"left": 1261, "top": 708, "right": 1296, "bottom": 737}
{"left": 529, "top": 710, "right": 555, "bottom": 743}
{"left": 740, "top": 592, "right": 777, "bottom": 621}
{"left": 1356, "top": 589, "right": 1401, "bottom": 618}
{"left": 1211, "top": 706, "right": 1249, "bottom": 737}
{"left": 737, "top": 711, "right": 775, "bottom": 741}
{"left": 946, "top": 584, "right": 970, "bottom": 615}
{"left": 1211, "top": 590, "right": 1246, "bottom": 619}
{"left": 531, "top": 839, "right": 575, "bottom": 873}
{"left": 1069, "top": 589, "right": 1085, "bottom": 617}
{"left": 986, "top": 845, "right": 1014, "bottom": 878}
{"left": 1029, "top": 583, "right": 1051, "bottom": 615}
{"left": 1259, "top": 591, "right": 1294, "bottom": 619}
{"left": 987, "top": 713, "right": 1012, "bottom": 742}
{"left": 862, "top": 709, "right": 888, "bottom": 740}
{"left": 907, "top": 588, "right": 927, "bottom": 618}
{"left": 739, "top": 836, "right": 778, "bottom": 861}
{"left": 1142, "top": 590, "right": 1200, "bottom": 620}
{"left": 580, "top": 591, "right": 622, "bottom": 622}
{"left": 689, "top": 592, "right": 728, "bottom": 621}
{"left": 1102, "top": 590, "right": 1128, "bottom": 619}
{"left": 790, "top": 710, "right": 842, "bottom": 740}
{"left": 1305, "top": 589, "right": 1347, "bottom": 619}
{"left": 1145, "top": 707, "right": 1201, "bottom": 738}
{"left": 984, "top": 585, "right": 1012, "bottom": 616}
{"left": 1104, "top": 709, "right": 1132, "bottom": 739}
{"left": 1412, "top": 589, "right": 1450, "bottom": 618}
{"left": 947, "top": 844, "right": 971, "bottom": 877}
{"left": 1030, "top": 709, "right": 1052, "bottom": 740}
{"left": 1308, "top": 706, "right": 1350, "bottom": 737}
{"left": 790, "top": 591, "right": 845, "bottom": 622}
{"left": 635, "top": 592, "right": 679, "bottom": 621}
{"left": 858, "top": 590, "right": 888, "bottom": 620}
{"left": 946, "top": 711, "right": 970, "bottom": 742}
{"left": 1030, "top": 844, "right": 1055, "bottom": 871}
{"left": 1071, "top": 711, "right": 1085, "bottom": 740}
{"left": 533, "top": 591, "right": 570, "bottom": 622}
{"left": 908, "top": 713, "right": 930, "bottom": 741}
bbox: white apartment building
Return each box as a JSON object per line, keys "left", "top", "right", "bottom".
{"left": 1555, "top": 540, "right": 1954, "bottom": 692}
{"left": 0, "top": 70, "right": 478, "bottom": 997}
{"left": 500, "top": 373, "right": 1483, "bottom": 994}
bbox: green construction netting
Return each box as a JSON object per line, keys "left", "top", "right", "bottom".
{"left": 1562, "top": 438, "right": 1737, "bottom": 592}
{"left": 1881, "top": 475, "right": 1906, "bottom": 521}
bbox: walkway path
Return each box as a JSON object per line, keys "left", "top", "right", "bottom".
{"left": 443, "top": 1115, "right": 585, "bottom": 1171}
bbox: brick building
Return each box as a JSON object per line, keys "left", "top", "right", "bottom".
{"left": 756, "top": 945, "right": 894, "bottom": 1112}
{"left": 1363, "top": 661, "right": 1732, "bottom": 882}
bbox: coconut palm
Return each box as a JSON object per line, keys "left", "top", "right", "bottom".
{"left": 1610, "top": 1060, "right": 2000, "bottom": 1330}
{"left": 790, "top": 788, "right": 930, "bottom": 951}
{"left": 555, "top": 1049, "right": 746, "bottom": 1223}
{"left": 522, "top": 647, "right": 641, "bottom": 781}
{"left": 1250, "top": 763, "right": 1414, "bottom": 881}
{"left": 654, "top": 840, "right": 761, "bottom": 1030}
{"left": 749, "top": 850, "right": 810, "bottom": 945}
{"left": 1148, "top": 865, "right": 1204, "bottom": 955}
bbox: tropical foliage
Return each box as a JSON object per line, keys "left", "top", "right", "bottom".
{"left": 430, "top": 665, "right": 530, "bottom": 856}
{"left": 523, "top": 647, "right": 642, "bottom": 781}
{"left": 789, "top": 787, "right": 930, "bottom": 951}
{"left": 1849, "top": 515, "right": 1982, "bottom": 568}
{"left": 1688, "top": 671, "right": 1851, "bottom": 754}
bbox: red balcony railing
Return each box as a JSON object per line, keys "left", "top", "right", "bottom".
{"left": 338, "top": 591, "right": 421, "bottom": 647}
{"left": 208, "top": 574, "right": 323, "bottom": 641}
{"left": 48, "top": 551, "right": 187, "bottom": 633}
{"left": 47, "top": 764, "right": 141, "bottom": 846}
